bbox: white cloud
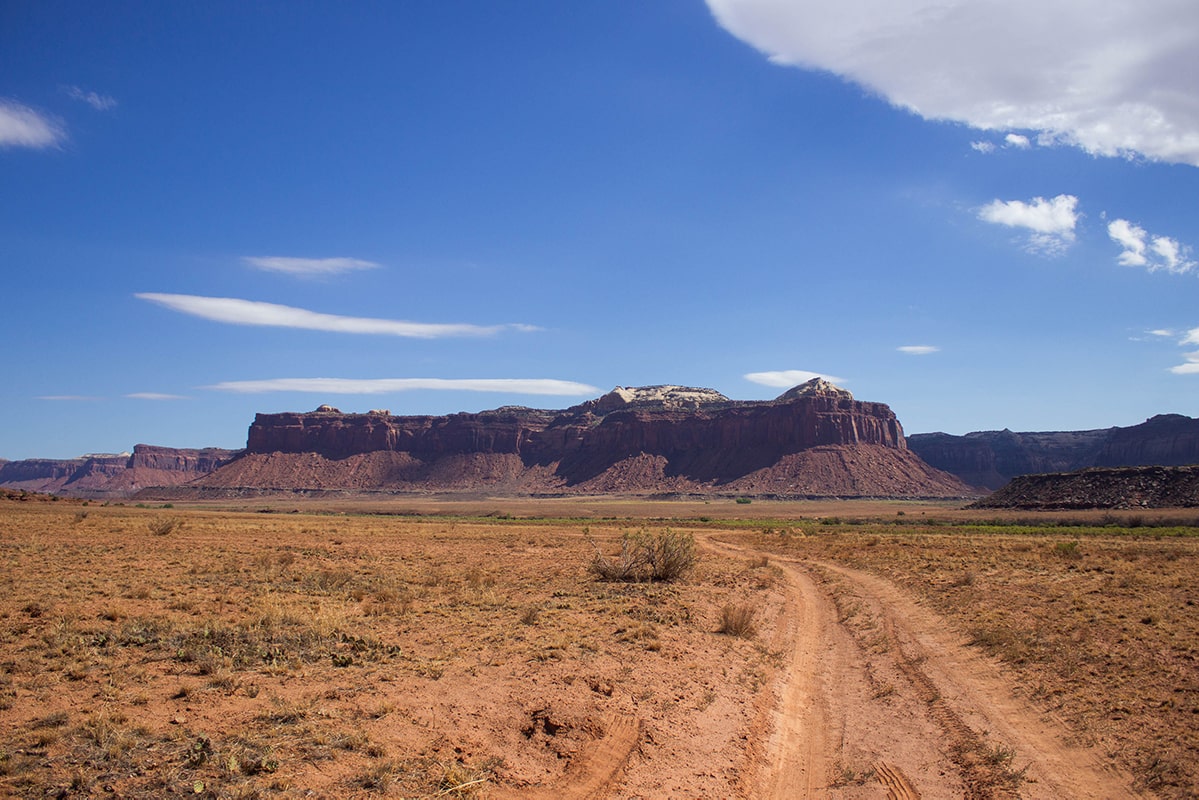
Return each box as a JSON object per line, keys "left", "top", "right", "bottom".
{"left": 970, "top": 140, "right": 995, "bottom": 154}
{"left": 897, "top": 345, "right": 939, "bottom": 355}
{"left": 205, "top": 378, "right": 599, "bottom": 396}
{"left": 242, "top": 256, "right": 380, "bottom": 277}
{"left": 978, "top": 194, "right": 1078, "bottom": 255}
{"left": 1004, "top": 133, "right": 1031, "bottom": 149}
{"left": 1109, "top": 218, "right": 1149, "bottom": 266}
{"left": 36, "top": 395, "right": 100, "bottom": 401}
{"left": 0, "top": 99, "right": 66, "bottom": 149}
{"left": 1151, "top": 236, "right": 1193, "bottom": 273}
{"left": 705, "top": 0, "right": 1199, "bottom": 166}
{"left": 125, "top": 392, "right": 187, "bottom": 400}
{"left": 1148, "top": 326, "right": 1199, "bottom": 373}
{"left": 136, "top": 293, "right": 537, "bottom": 338}
{"left": 65, "top": 86, "right": 117, "bottom": 111}
{"left": 1169, "top": 351, "right": 1199, "bottom": 374}
{"left": 1108, "top": 219, "right": 1195, "bottom": 273}
{"left": 743, "top": 369, "right": 847, "bottom": 388}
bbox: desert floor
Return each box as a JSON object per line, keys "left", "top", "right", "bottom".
{"left": 1, "top": 496, "right": 1195, "bottom": 798}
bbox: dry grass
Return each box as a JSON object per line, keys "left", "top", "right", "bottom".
{"left": 716, "top": 603, "right": 756, "bottom": 638}
{"left": 0, "top": 502, "right": 778, "bottom": 797}
{"left": 735, "top": 521, "right": 1199, "bottom": 799}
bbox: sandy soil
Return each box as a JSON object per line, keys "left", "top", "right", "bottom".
{"left": 705, "top": 534, "right": 1143, "bottom": 799}
{"left": 0, "top": 498, "right": 1176, "bottom": 798}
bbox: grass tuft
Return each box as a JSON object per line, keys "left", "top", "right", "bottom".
{"left": 716, "top": 603, "right": 756, "bottom": 638}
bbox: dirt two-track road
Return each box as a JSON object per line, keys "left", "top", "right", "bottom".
{"left": 702, "top": 534, "right": 1142, "bottom": 799}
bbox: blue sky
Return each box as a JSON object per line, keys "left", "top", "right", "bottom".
{"left": 2, "top": 1, "right": 1197, "bottom": 459}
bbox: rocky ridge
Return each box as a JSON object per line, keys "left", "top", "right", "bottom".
{"left": 972, "top": 465, "right": 1199, "bottom": 510}
{"left": 183, "top": 379, "right": 971, "bottom": 498}
{"left": 0, "top": 446, "right": 240, "bottom": 498}
{"left": 908, "top": 413, "right": 1199, "bottom": 490}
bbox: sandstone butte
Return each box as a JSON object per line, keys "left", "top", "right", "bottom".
{"left": 184, "top": 378, "right": 974, "bottom": 499}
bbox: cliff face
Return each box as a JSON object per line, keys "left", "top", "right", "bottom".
{"left": 1093, "top": 415, "right": 1199, "bottom": 467}
{"left": 191, "top": 379, "right": 970, "bottom": 498}
{"left": 246, "top": 381, "right": 904, "bottom": 461}
{"left": 909, "top": 414, "right": 1199, "bottom": 490}
{"left": 0, "top": 446, "right": 240, "bottom": 497}
{"left": 907, "top": 429, "right": 1111, "bottom": 489}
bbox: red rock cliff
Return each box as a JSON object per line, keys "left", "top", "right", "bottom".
{"left": 240, "top": 379, "right": 914, "bottom": 489}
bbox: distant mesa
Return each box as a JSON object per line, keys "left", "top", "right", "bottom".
{"left": 162, "top": 378, "right": 974, "bottom": 499}
{"left": 0, "top": 446, "right": 240, "bottom": 498}
{"left": 909, "top": 413, "right": 1199, "bottom": 490}
{"left": 10, "top": 380, "right": 1196, "bottom": 504}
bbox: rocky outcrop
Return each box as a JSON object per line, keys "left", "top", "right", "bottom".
{"left": 0, "top": 446, "right": 240, "bottom": 497}
{"left": 187, "top": 379, "right": 972, "bottom": 498}
{"left": 909, "top": 414, "right": 1199, "bottom": 490}
{"left": 971, "top": 466, "right": 1199, "bottom": 510}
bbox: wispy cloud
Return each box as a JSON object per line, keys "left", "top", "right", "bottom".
{"left": 743, "top": 370, "right": 847, "bottom": 388}
{"left": 65, "top": 86, "right": 117, "bottom": 111}
{"left": 205, "top": 378, "right": 599, "bottom": 396}
{"left": 242, "top": 256, "right": 380, "bottom": 277}
{"left": 37, "top": 395, "right": 100, "bottom": 401}
{"left": 897, "top": 345, "right": 939, "bottom": 355}
{"left": 0, "top": 99, "right": 66, "bottom": 149}
{"left": 706, "top": 0, "right": 1199, "bottom": 166}
{"left": 970, "top": 140, "right": 995, "bottom": 154}
{"left": 125, "top": 392, "right": 187, "bottom": 400}
{"left": 136, "top": 293, "right": 539, "bottom": 338}
{"left": 1170, "top": 352, "right": 1199, "bottom": 375}
{"left": 1108, "top": 219, "right": 1195, "bottom": 274}
{"left": 1149, "top": 326, "right": 1199, "bottom": 374}
{"left": 978, "top": 194, "right": 1078, "bottom": 256}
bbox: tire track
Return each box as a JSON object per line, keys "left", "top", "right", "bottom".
{"left": 875, "top": 761, "right": 921, "bottom": 800}
{"left": 704, "top": 533, "right": 1142, "bottom": 800}
{"left": 812, "top": 559, "right": 1144, "bottom": 800}
{"left": 489, "top": 713, "right": 641, "bottom": 800}
{"left": 764, "top": 560, "right": 830, "bottom": 798}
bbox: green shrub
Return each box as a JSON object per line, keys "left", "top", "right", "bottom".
{"left": 1053, "top": 540, "right": 1081, "bottom": 559}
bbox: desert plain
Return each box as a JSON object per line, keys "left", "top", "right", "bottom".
{"left": 0, "top": 495, "right": 1196, "bottom": 798}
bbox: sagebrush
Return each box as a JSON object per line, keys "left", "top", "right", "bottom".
{"left": 589, "top": 529, "right": 697, "bottom": 582}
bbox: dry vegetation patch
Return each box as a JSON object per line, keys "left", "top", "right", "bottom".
{"left": 731, "top": 522, "right": 1199, "bottom": 799}
{"left": 0, "top": 504, "right": 782, "bottom": 797}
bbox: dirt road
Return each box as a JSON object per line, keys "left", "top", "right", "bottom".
{"left": 705, "top": 536, "right": 1143, "bottom": 800}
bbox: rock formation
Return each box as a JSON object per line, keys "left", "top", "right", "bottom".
{"left": 972, "top": 465, "right": 1199, "bottom": 510}
{"left": 908, "top": 414, "right": 1199, "bottom": 490}
{"left": 183, "top": 379, "right": 972, "bottom": 498}
{"left": 0, "top": 446, "right": 240, "bottom": 498}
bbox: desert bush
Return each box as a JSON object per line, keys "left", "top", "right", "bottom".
{"left": 1053, "top": 540, "right": 1081, "bottom": 559}
{"left": 589, "top": 529, "right": 696, "bottom": 583}
{"left": 716, "top": 603, "right": 756, "bottom": 637}
{"left": 147, "top": 517, "right": 184, "bottom": 536}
